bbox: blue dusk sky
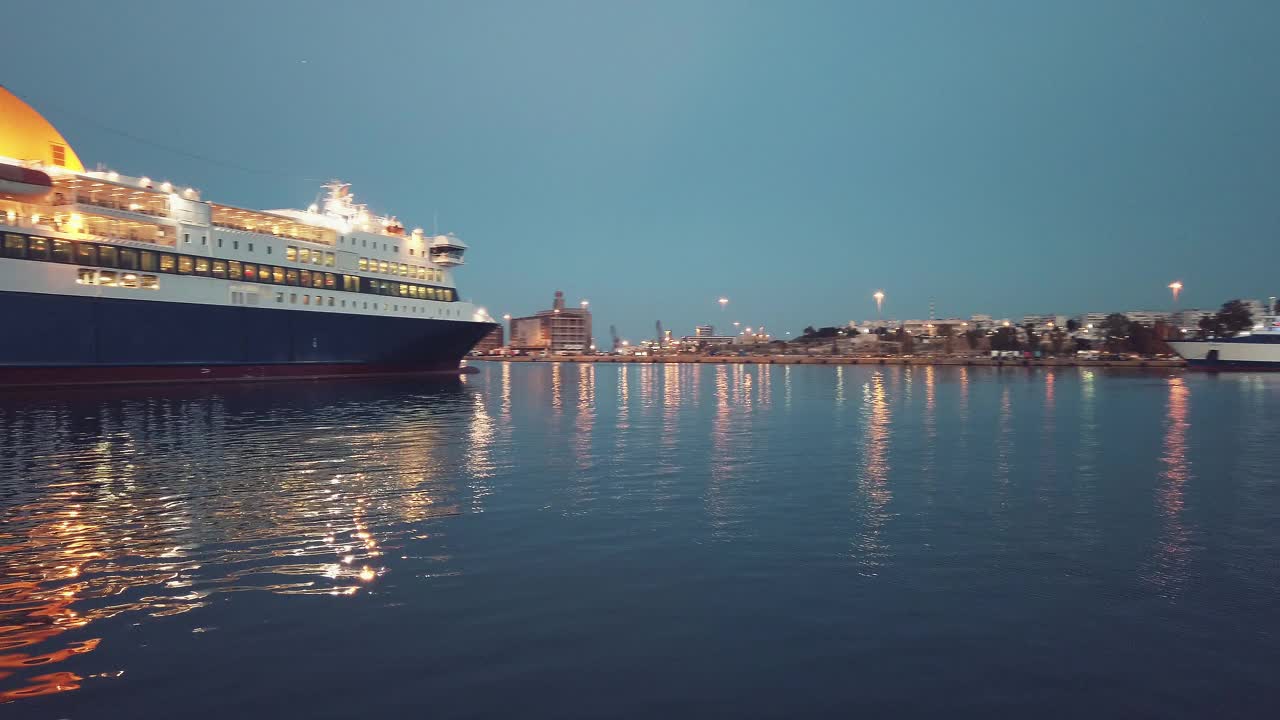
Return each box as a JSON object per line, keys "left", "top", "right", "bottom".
{"left": 8, "top": 1, "right": 1279, "bottom": 338}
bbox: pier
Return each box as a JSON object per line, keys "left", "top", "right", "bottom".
{"left": 472, "top": 355, "right": 1186, "bottom": 369}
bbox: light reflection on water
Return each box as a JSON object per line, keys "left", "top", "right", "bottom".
{"left": 3, "top": 365, "right": 1280, "bottom": 717}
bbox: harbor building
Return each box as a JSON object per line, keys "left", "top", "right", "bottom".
{"left": 473, "top": 325, "right": 504, "bottom": 353}
{"left": 509, "top": 290, "right": 593, "bottom": 353}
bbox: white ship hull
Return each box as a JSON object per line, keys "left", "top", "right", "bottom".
{"left": 1168, "top": 339, "right": 1280, "bottom": 370}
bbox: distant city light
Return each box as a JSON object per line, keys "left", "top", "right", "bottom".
{"left": 874, "top": 290, "right": 885, "bottom": 315}
{"left": 580, "top": 300, "right": 589, "bottom": 308}
{"left": 1169, "top": 281, "right": 1183, "bottom": 303}
{"left": 718, "top": 297, "right": 729, "bottom": 309}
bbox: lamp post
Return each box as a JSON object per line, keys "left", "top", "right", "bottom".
{"left": 874, "top": 290, "right": 885, "bottom": 319}
{"left": 718, "top": 297, "right": 728, "bottom": 311}
{"left": 1169, "top": 281, "right": 1182, "bottom": 306}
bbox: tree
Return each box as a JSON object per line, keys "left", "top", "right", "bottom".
{"left": 990, "top": 327, "right": 1020, "bottom": 352}
{"left": 1197, "top": 314, "right": 1221, "bottom": 340}
{"left": 1128, "top": 321, "right": 1161, "bottom": 356}
{"left": 1049, "top": 328, "right": 1068, "bottom": 355}
{"left": 1215, "top": 300, "right": 1253, "bottom": 337}
{"left": 893, "top": 327, "right": 915, "bottom": 354}
{"left": 1102, "top": 313, "right": 1131, "bottom": 353}
{"left": 1022, "top": 323, "right": 1040, "bottom": 351}
{"left": 1066, "top": 318, "right": 1081, "bottom": 333}
{"left": 964, "top": 328, "right": 987, "bottom": 353}
{"left": 936, "top": 324, "right": 955, "bottom": 354}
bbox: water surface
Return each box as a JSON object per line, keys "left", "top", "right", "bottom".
{"left": 2, "top": 363, "right": 1279, "bottom": 718}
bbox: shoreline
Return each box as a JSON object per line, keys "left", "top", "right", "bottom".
{"left": 471, "top": 355, "right": 1186, "bottom": 369}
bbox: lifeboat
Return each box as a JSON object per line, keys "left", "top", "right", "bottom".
{"left": 0, "top": 163, "right": 53, "bottom": 201}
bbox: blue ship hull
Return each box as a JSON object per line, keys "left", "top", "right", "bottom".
{"left": 0, "top": 290, "right": 495, "bottom": 387}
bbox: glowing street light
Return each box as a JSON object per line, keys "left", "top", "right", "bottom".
{"left": 580, "top": 300, "right": 589, "bottom": 309}
{"left": 873, "top": 290, "right": 885, "bottom": 316}
{"left": 1169, "top": 281, "right": 1183, "bottom": 305}
{"left": 502, "top": 314, "right": 511, "bottom": 321}
{"left": 718, "top": 297, "right": 729, "bottom": 310}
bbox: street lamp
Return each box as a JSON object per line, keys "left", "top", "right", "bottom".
{"left": 718, "top": 297, "right": 729, "bottom": 310}
{"left": 1169, "top": 281, "right": 1182, "bottom": 305}
{"left": 874, "top": 290, "right": 885, "bottom": 317}
{"left": 580, "top": 300, "right": 589, "bottom": 309}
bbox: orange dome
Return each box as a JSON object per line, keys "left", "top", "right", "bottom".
{"left": 0, "top": 85, "right": 84, "bottom": 173}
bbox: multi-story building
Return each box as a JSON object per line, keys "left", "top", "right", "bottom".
{"left": 473, "top": 325, "right": 504, "bottom": 353}
{"left": 1022, "top": 314, "right": 1068, "bottom": 329}
{"left": 509, "top": 290, "right": 593, "bottom": 353}
{"left": 695, "top": 324, "right": 715, "bottom": 337}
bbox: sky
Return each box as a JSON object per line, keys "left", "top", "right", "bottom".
{"left": 8, "top": 0, "right": 1280, "bottom": 339}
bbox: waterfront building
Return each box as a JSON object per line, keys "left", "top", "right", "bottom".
{"left": 473, "top": 325, "right": 504, "bottom": 353}
{"left": 1022, "top": 314, "right": 1068, "bottom": 329}
{"left": 509, "top": 290, "right": 593, "bottom": 353}
{"left": 695, "top": 324, "right": 715, "bottom": 337}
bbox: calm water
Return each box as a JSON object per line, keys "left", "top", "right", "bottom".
{"left": 2, "top": 363, "right": 1279, "bottom": 718}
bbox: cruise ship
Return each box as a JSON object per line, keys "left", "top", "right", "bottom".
{"left": 0, "top": 86, "right": 495, "bottom": 387}
{"left": 1168, "top": 312, "right": 1280, "bottom": 370}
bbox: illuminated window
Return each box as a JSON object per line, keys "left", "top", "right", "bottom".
{"left": 358, "top": 257, "right": 368, "bottom": 271}
{"left": 299, "top": 270, "right": 311, "bottom": 287}
{"left": 228, "top": 260, "right": 243, "bottom": 280}
{"left": 159, "top": 254, "right": 176, "bottom": 273}
{"left": 51, "top": 239, "right": 73, "bottom": 263}
{"left": 325, "top": 252, "right": 335, "bottom": 267}
{"left": 379, "top": 260, "right": 389, "bottom": 273}
{"left": 3, "top": 234, "right": 26, "bottom": 258}
{"left": 75, "top": 242, "right": 97, "bottom": 266}
{"left": 399, "top": 263, "right": 408, "bottom": 276}
{"left": 212, "top": 260, "right": 228, "bottom": 278}
{"left": 177, "top": 256, "right": 194, "bottom": 274}
{"left": 140, "top": 275, "right": 159, "bottom": 289}
{"left": 324, "top": 273, "right": 336, "bottom": 289}
{"left": 27, "top": 237, "right": 49, "bottom": 261}
{"left": 299, "top": 248, "right": 311, "bottom": 264}
{"left": 303, "top": 295, "right": 310, "bottom": 305}
{"left": 194, "top": 257, "right": 210, "bottom": 276}
{"left": 76, "top": 268, "right": 95, "bottom": 284}
{"left": 97, "top": 271, "right": 118, "bottom": 287}
{"left": 287, "top": 246, "right": 298, "bottom": 261}
{"left": 243, "top": 263, "right": 258, "bottom": 281}
{"left": 99, "top": 245, "right": 119, "bottom": 268}
{"left": 285, "top": 268, "right": 299, "bottom": 286}
{"left": 272, "top": 266, "right": 285, "bottom": 284}
{"left": 120, "top": 273, "right": 140, "bottom": 288}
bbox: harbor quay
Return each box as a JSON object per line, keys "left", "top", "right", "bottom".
{"left": 472, "top": 354, "right": 1186, "bottom": 369}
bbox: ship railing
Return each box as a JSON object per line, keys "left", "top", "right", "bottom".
{"left": 49, "top": 194, "right": 170, "bottom": 219}
{"left": 211, "top": 221, "right": 328, "bottom": 245}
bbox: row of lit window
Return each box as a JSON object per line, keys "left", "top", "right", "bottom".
{"left": 3, "top": 234, "right": 459, "bottom": 302}
{"left": 285, "top": 245, "right": 337, "bottom": 267}
{"left": 357, "top": 257, "right": 443, "bottom": 282}
{"left": 76, "top": 269, "right": 159, "bottom": 289}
